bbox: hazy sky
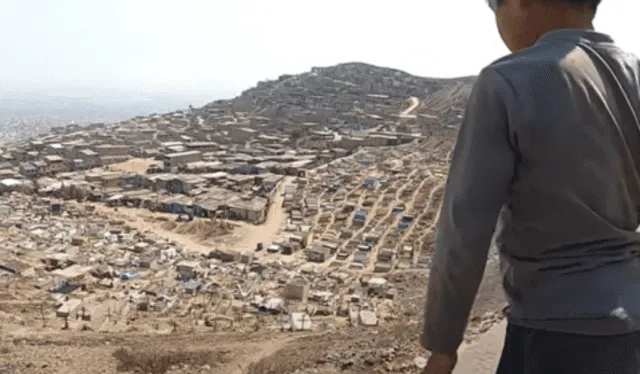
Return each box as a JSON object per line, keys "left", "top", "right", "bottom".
{"left": 0, "top": 0, "right": 633, "bottom": 98}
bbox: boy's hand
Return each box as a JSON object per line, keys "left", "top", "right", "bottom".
{"left": 422, "top": 352, "right": 457, "bottom": 374}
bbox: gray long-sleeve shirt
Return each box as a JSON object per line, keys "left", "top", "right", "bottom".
{"left": 422, "top": 29, "right": 640, "bottom": 354}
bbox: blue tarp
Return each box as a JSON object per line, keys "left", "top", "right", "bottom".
{"left": 52, "top": 282, "right": 80, "bottom": 294}
{"left": 183, "top": 279, "right": 202, "bottom": 292}
{"left": 401, "top": 214, "right": 414, "bottom": 223}
{"left": 120, "top": 272, "right": 140, "bottom": 281}
{"left": 169, "top": 202, "right": 185, "bottom": 214}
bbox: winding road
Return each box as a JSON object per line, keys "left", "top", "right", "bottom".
{"left": 399, "top": 96, "right": 420, "bottom": 118}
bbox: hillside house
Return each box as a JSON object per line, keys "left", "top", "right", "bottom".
{"left": 45, "top": 143, "right": 66, "bottom": 157}
{"left": 43, "top": 253, "right": 76, "bottom": 270}
{"left": 162, "top": 151, "right": 203, "bottom": 170}
{"left": 94, "top": 145, "right": 132, "bottom": 157}
{"left": 176, "top": 260, "right": 200, "bottom": 280}
{"left": 86, "top": 172, "right": 121, "bottom": 188}
{"left": 257, "top": 173, "right": 283, "bottom": 192}
{"left": 185, "top": 141, "right": 218, "bottom": 153}
{"left": 77, "top": 149, "right": 101, "bottom": 168}
{"left": 283, "top": 278, "right": 309, "bottom": 301}
{"left": 165, "top": 176, "right": 206, "bottom": 194}
{"left": 209, "top": 249, "right": 240, "bottom": 262}
{"left": 19, "top": 163, "right": 39, "bottom": 179}
{"left": 225, "top": 196, "right": 267, "bottom": 223}
{"left": 226, "top": 127, "right": 256, "bottom": 142}
{"left": 226, "top": 174, "right": 255, "bottom": 190}
{"left": 307, "top": 246, "right": 331, "bottom": 263}
{"left": 42, "top": 155, "right": 67, "bottom": 175}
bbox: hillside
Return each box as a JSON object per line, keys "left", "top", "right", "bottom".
{"left": 201, "top": 62, "right": 475, "bottom": 133}
{"left": 0, "top": 64, "right": 501, "bottom": 374}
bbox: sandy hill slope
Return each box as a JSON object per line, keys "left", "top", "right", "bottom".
{"left": 201, "top": 62, "right": 475, "bottom": 132}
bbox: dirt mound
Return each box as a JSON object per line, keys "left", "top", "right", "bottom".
{"left": 161, "top": 219, "right": 236, "bottom": 241}
{"left": 113, "top": 345, "right": 229, "bottom": 374}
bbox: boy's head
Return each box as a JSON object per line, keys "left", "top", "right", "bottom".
{"left": 487, "top": 0, "right": 601, "bottom": 52}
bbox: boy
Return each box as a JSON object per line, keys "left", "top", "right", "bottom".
{"left": 421, "top": 0, "right": 640, "bottom": 373}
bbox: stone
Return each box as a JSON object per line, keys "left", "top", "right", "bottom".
{"left": 289, "top": 312, "right": 312, "bottom": 331}
{"left": 358, "top": 310, "right": 378, "bottom": 326}
{"left": 414, "top": 356, "right": 428, "bottom": 369}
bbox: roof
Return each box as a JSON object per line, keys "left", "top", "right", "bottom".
{"left": 0, "top": 178, "right": 22, "bottom": 187}
{"left": 51, "top": 264, "right": 94, "bottom": 280}
{"left": 79, "top": 149, "right": 98, "bottom": 156}
{"left": 187, "top": 141, "right": 218, "bottom": 147}
{"left": 177, "top": 260, "right": 200, "bottom": 268}
{"left": 262, "top": 173, "right": 283, "bottom": 183}
{"left": 226, "top": 174, "right": 255, "bottom": 183}
{"left": 95, "top": 144, "right": 131, "bottom": 149}
{"left": 45, "top": 253, "right": 73, "bottom": 261}
{"left": 226, "top": 196, "right": 267, "bottom": 212}
{"left": 43, "top": 155, "right": 64, "bottom": 163}
{"left": 163, "top": 150, "right": 202, "bottom": 159}
{"left": 193, "top": 197, "right": 225, "bottom": 211}
{"left": 288, "top": 159, "right": 314, "bottom": 168}
{"left": 201, "top": 171, "right": 228, "bottom": 180}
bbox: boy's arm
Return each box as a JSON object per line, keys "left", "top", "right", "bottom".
{"left": 421, "top": 68, "right": 516, "bottom": 354}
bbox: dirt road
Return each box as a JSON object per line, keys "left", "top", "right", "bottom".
{"left": 231, "top": 176, "right": 293, "bottom": 253}
{"left": 399, "top": 96, "right": 420, "bottom": 118}
{"left": 91, "top": 177, "right": 293, "bottom": 255}
{"left": 92, "top": 205, "right": 218, "bottom": 253}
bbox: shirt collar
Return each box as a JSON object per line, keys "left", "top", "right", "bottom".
{"left": 536, "top": 29, "right": 614, "bottom": 45}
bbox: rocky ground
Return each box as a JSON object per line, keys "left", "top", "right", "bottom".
{"left": 0, "top": 259, "right": 505, "bottom": 374}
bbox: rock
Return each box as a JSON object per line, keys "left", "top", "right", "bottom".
{"left": 363, "top": 355, "right": 378, "bottom": 366}
{"left": 340, "top": 360, "right": 354, "bottom": 370}
{"left": 358, "top": 310, "right": 378, "bottom": 326}
{"left": 289, "top": 312, "right": 313, "bottom": 331}
{"left": 414, "top": 356, "right": 428, "bottom": 369}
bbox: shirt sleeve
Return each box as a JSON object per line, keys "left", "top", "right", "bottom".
{"left": 421, "top": 67, "right": 516, "bottom": 354}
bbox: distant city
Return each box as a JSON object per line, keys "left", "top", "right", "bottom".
{"left": 0, "top": 88, "right": 236, "bottom": 142}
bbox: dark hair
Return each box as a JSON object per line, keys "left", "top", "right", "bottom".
{"left": 496, "top": 0, "right": 601, "bottom": 10}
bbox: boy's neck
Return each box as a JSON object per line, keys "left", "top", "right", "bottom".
{"left": 533, "top": 5, "right": 595, "bottom": 42}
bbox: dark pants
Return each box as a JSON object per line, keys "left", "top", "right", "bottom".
{"left": 496, "top": 323, "right": 640, "bottom": 374}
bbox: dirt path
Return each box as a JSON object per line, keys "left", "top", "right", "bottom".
{"left": 92, "top": 204, "right": 218, "bottom": 253}
{"left": 399, "top": 96, "right": 420, "bottom": 118}
{"left": 423, "top": 181, "right": 445, "bottom": 233}
{"left": 225, "top": 337, "right": 292, "bottom": 374}
{"left": 91, "top": 177, "right": 292, "bottom": 255}
{"left": 236, "top": 176, "right": 293, "bottom": 253}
